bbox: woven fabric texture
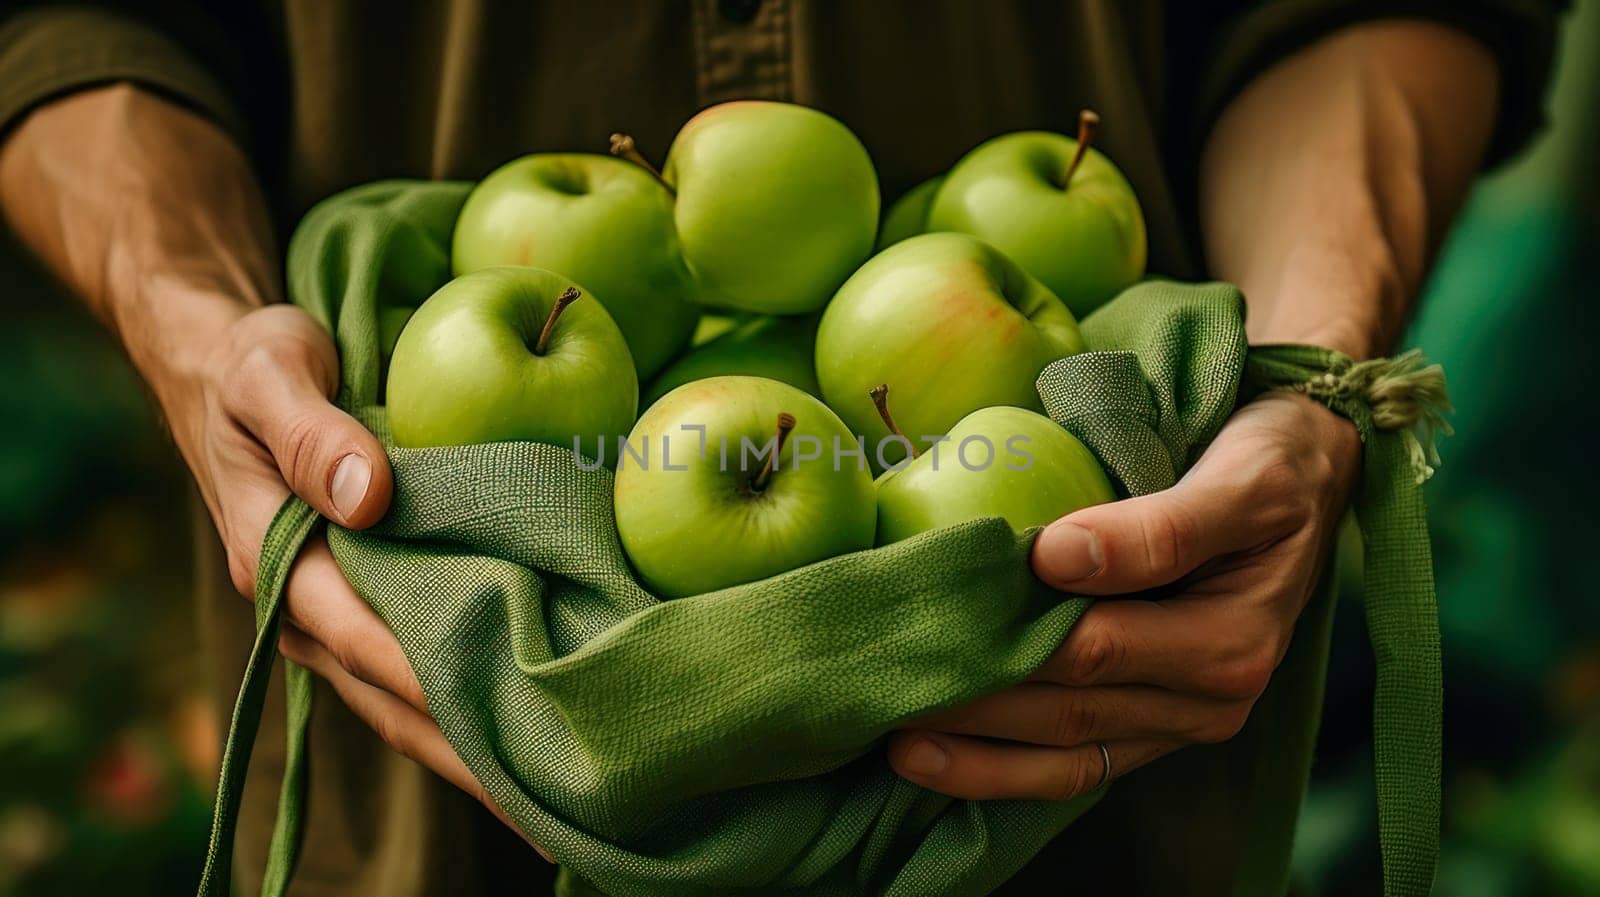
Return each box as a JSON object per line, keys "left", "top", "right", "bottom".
{"left": 197, "top": 181, "right": 1441, "bottom": 897}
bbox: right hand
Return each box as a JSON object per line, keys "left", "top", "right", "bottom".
{"left": 168, "top": 299, "right": 542, "bottom": 850}
{"left": 170, "top": 302, "right": 392, "bottom": 594}
{"left": 171, "top": 301, "right": 392, "bottom": 593}
{"left": 2, "top": 84, "right": 535, "bottom": 851}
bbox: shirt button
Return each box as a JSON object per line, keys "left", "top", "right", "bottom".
{"left": 718, "top": 0, "right": 761, "bottom": 24}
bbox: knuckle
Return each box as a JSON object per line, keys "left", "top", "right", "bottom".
{"left": 221, "top": 330, "right": 336, "bottom": 415}
{"left": 226, "top": 549, "right": 258, "bottom": 598}
{"left": 275, "top": 411, "right": 333, "bottom": 490}
{"left": 1138, "top": 503, "right": 1196, "bottom": 579}
{"left": 276, "top": 631, "right": 304, "bottom": 664}
{"left": 228, "top": 339, "right": 311, "bottom": 395}
{"left": 1251, "top": 454, "right": 1319, "bottom": 526}
{"left": 1051, "top": 695, "right": 1101, "bottom": 746}
{"left": 1060, "top": 621, "right": 1125, "bottom": 686}
{"left": 1050, "top": 753, "right": 1104, "bottom": 801}
{"left": 1204, "top": 646, "right": 1277, "bottom": 700}
{"left": 1253, "top": 454, "right": 1303, "bottom": 498}
{"left": 1306, "top": 446, "right": 1338, "bottom": 490}
{"left": 372, "top": 711, "right": 415, "bottom": 762}
{"left": 329, "top": 636, "right": 373, "bottom": 687}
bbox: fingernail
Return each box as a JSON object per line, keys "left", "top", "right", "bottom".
{"left": 901, "top": 739, "right": 947, "bottom": 776}
{"left": 1042, "top": 522, "right": 1103, "bottom": 583}
{"left": 330, "top": 453, "right": 371, "bottom": 521}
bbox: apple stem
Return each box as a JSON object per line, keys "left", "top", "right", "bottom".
{"left": 608, "top": 132, "right": 674, "bottom": 194}
{"left": 868, "top": 384, "right": 920, "bottom": 459}
{"left": 533, "top": 287, "right": 581, "bottom": 356}
{"left": 751, "top": 412, "right": 796, "bottom": 492}
{"left": 1060, "top": 109, "right": 1100, "bottom": 188}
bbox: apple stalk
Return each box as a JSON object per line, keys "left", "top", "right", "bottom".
{"left": 750, "top": 412, "right": 797, "bottom": 492}
{"left": 1060, "top": 109, "right": 1099, "bottom": 189}
{"left": 608, "top": 133, "right": 674, "bottom": 195}
{"left": 533, "top": 287, "right": 582, "bottom": 355}
{"left": 868, "top": 384, "right": 920, "bottom": 459}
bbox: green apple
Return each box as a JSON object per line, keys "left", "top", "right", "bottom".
{"left": 375, "top": 303, "right": 419, "bottom": 398}
{"left": 386, "top": 266, "right": 637, "bottom": 459}
{"left": 926, "top": 111, "right": 1146, "bottom": 318}
{"left": 692, "top": 313, "right": 743, "bottom": 347}
{"left": 614, "top": 375, "right": 876, "bottom": 597}
{"left": 815, "top": 232, "right": 1084, "bottom": 470}
{"left": 451, "top": 153, "right": 698, "bottom": 378}
{"left": 868, "top": 386, "right": 1116, "bottom": 544}
{"left": 619, "top": 101, "right": 878, "bottom": 315}
{"left": 379, "top": 305, "right": 416, "bottom": 360}
{"left": 876, "top": 175, "right": 943, "bottom": 250}
{"left": 644, "top": 314, "right": 821, "bottom": 406}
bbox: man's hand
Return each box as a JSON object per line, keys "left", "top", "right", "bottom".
{"left": 179, "top": 303, "right": 536, "bottom": 847}
{"left": 889, "top": 17, "right": 1500, "bottom": 804}
{"left": 275, "top": 538, "right": 544, "bottom": 852}
{"left": 169, "top": 301, "right": 391, "bottom": 594}
{"left": 0, "top": 84, "right": 527, "bottom": 844}
{"left": 888, "top": 392, "right": 1358, "bottom": 799}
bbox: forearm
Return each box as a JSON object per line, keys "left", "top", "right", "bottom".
{"left": 0, "top": 84, "right": 278, "bottom": 409}
{"left": 1201, "top": 20, "right": 1500, "bottom": 359}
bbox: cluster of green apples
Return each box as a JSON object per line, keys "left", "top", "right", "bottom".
{"left": 385, "top": 101, "right": 1144, "bottom": 598}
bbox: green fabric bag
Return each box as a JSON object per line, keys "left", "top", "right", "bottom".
{"left": 196, "top": 180, "right": 1445, "bottom": 897}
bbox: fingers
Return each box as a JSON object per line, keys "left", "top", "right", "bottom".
{"left": 276, "top": 624, "right": 537, "bottom": 840}
{"left": 279, "top": 623, "right": 550, "bottom": 860}
{"left": 281, "top": 537, "right": 426, "bottom": 712}
{"left": 887, "top": 730, "right": 1177, "bottom": 801}
{"left": 223, "top": 306, "right": 393, "bottom": 529}
{"left": 1027, "top": 597, "right": 1281, "bottom": 700}
{"left": 1031, "top": 394, "right": 1347, "bottom": 596}
{"left": 279, "top": 622, "right": 472, "bottom": 791}
{"left": 917, "top": 683, "right": 1250, "bottom": 748}
{"left": 1031, "top": 480, "right": 1260, "bottom": 595}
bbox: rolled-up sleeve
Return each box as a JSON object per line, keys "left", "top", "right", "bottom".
{"left": 1195, "top": 0, "right": 1567, "bottom": 167}
{"left": 0, "top": 5, "right": 244, "bottom": 140}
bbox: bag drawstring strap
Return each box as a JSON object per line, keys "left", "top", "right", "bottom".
{"left": 1247, "top": 344, "right": 1449, "bottom": 897}
{"left": 1276, "top": 348, "right": 1454, "bottom": 484}
{"left": 196, "top": 498, "right": 321, "bottom": 897}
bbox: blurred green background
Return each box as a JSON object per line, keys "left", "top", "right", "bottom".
{"left": 0, "top": 5, "right": 1595, "bottom": 895}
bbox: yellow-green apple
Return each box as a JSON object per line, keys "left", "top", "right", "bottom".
{"left": 691, "top": 313, "right": 742, "bottom": 346}
{"left": 815, "top": 232, "right": 1084, "bottom": 470}
{"left": 876, "top": 175, "right": 943, "bottom": 250}
{"left": 868, "top": 385, "right": 1116, "bottom": 544}
{"left": 451, "top": 153, "right": 698, "bottom": 377}
{"left": 386, "top": 267, "right": 637, "bottom": 460}
{"left": 613, "top": 101, "right": 879, "bottom": 315}
{"left": 379, "top": 306, "right": 416, "bottom": 360}
{"left": 644, "top": 315, "right": 821, "bottom": 406}
{"left": 926, "top": 111, "right": 1146, "bottom": 318}
{"left": 614, "top": 375, "right": 875, "bottom": 597}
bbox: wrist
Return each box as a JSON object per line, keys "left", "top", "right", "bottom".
{"left": 113, "top": 272, "right": 253, "bottom": 422}
{"left": 1249, "top": 315, "right": 1382, "bottom": 361}
{"left": 1238, "top": 242, "right": 1407, "bottom": 360}
{"left": 102, "top": 219, "right": 279, "bottom": 417}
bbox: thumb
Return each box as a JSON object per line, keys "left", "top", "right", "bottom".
{"left": 274, "top": 407, "right": 393, "bottom": 529}
{"left": 227, "top": 342, "right": 393, "bottom": 529}
{"left": 1030, "top": 478, "right": 1251, "bottom": 595}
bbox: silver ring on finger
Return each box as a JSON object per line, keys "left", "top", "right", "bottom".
{"left": 1095, "top": 741, "right": 1113, "bottom": 789}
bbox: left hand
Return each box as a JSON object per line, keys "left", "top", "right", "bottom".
{"left": 887, "top": 391, "right": 1360, "bottom": 800}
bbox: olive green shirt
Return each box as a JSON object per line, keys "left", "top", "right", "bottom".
{"left": 0, "top": 2, "right": 1561, "bottom": 895}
